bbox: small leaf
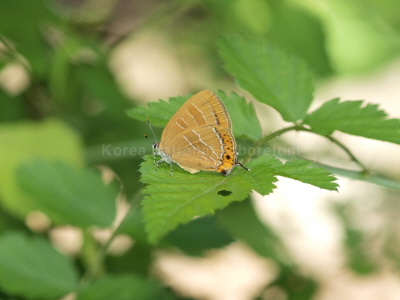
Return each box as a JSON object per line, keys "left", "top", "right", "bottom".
{"left": 17, "top": 159, "right": 117, "bottom": 228}
{"left": 166, "top": 216, "right": 234, "bottom": 256}
{"left": 335, "top": 204, "right": 377, "bottom": 275}
{"left": 217, "top": 90, "right": 262, "bottom": 140}
{"left": 313, "top": 162, "right": 400, "bottom": 191}
{"left": 0, "top": 0, "right": 58, "bottom": 76}
{"left": 0, "top": 232, "right": 78, "bottom": 299}
{"left": 218, "top": 36, "right": 315, "bottom": 122}
{"left": 126, "top": 90, "right": 261, "bottom": 141}
{"left": 270, "top": 265, "right": 317, "bottom": 300}
{"left": 140, "top": 155, "right": 277, "bottom": 244}
{"left": 118, "top": 208, "right": 148, "bottom": 243}
{"left": 0, "top": 90, "right": 28, "bottom": 121}
{"left": 246, "top": 153, "right": 286, "bottom": 169}
{"left": 126, "top": 95, "right": 188, "bottom": 127}
{"left": 0, "top": 119, "right": 83, "bottom": 218}
{"left": 249, "top": 155, "right": 338, "bottom": 191}
{"left": 304, "top": 98, "right": 400, "bottom": 144}
{"left": 76, "top": 63, "right": 132, "bottom": 116}
{"left": 265, "top": 1, "right": 332, "bottom": 76}
{"left": 76, "top": 274, "right": 172, "bottom": 300}
{"left": 275, "top": 159, "right": 339, "bottom": 191}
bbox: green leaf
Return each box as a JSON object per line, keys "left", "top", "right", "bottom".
{"left": 218, "top": 90, "right": 262, "bottom": 140}
{"left": 0, "top": 119, "right": 83, "bottom": 218}
{"left": 16, "top": 159, "right": 117, "bottom": 228}
{"left": 312, "top": 0, "right": 399, "bottom": 74}
{"left": 218, "top": 36, "right": 315, "bottom": 122}
{"left": 126, "top": 94, "right": 188, "bottom": 127}
{"left": 119, "top": 210, "right": 234, "bottom": 261}
{"left": 304, "top": 98, "right": 400, "bottom": 144}
{"left": 233, "top": 0, "right": 270, "bottom": 35}
{"left": 246, "top": 153, "right": 285, "bottom": 169}
{"left": 76, "top": 63, "right": 132, "bottom": 116}
{"left": 345, "top": 227, "right": 377, "bottom": 274}
{"left": 118, "top": 208, "right": 148, "bottom": 243}
{"left": 76, "top": 274, "right": 173, "bottom": 300}
{"left": 126, "top": 90, "right": 262, "bottom": 141}
{"left": 275, "top": 159, "right": 339, "bottom": 191}
{"left": 140, "top": 153, "right": 337, "bottom": 244}
{"left": 218, "top": 199, "right": 290, "bottom": 263}
{"left": 166, "top": 216, "right": 234, "bottom": 256}
{"left": 270, "top": 264, "right": 317, "bottom": 300}
{"left": 335, "top": 204, "right": 377, "bottom": 275}
{"left": 265, "top": 1, "right": 332, "bottom": 77}
{"left": 312, "top": 162, "right": 400, "bottom": 191}
{"left": 249, "top": 155, "right": 338, "bottom": 191}
{"left": 0, "top": 0, "right": 58, "bottom": 77}
{"left": 0, "top": 90, "right": 28, "bottom": 122}
{"left": 0, "top": 232, "right": 78, "bottom": 299}
{"left": 140, "top": 155, "right": 277, "bottom": 244}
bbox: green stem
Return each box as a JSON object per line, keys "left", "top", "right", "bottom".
{"left": 243, "top": 125, "right": 367, "bottom": 172}
{"left": 326, "top": 135, "right": 368, "bottom": 171}
{"left": 0, "top": 35, "right": 32, "bottom": 75}
{"left": 299, "top": 127, "right": 368, "bottom": 171}
{"left": 107, "top": 0, "right": 199, "bottom": 48}
{"left": 243, "top": 125, "right": 300, "bottom": 163}
{"left": 80, "top": 223, "right": 121, "bottom": 286}
{"left": 80, "top": 192, "right": 142, "bottom": 286}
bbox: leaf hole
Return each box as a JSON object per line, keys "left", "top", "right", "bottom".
{"left": 217, "top": 190, "right": 232, "bottom": 196}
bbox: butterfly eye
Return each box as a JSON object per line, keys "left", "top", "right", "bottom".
{"left": 152, "top": 142, "right": 159, "bottom": 149}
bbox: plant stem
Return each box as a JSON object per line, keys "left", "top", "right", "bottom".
{"left": 80, "top": 223, "right": 121, "bottom": 286}
{"left": 299, "top": 127, "right": 367, "bottom": 171}
{"left": 326, "top": 135, "right": 368, "bottom": 171}
{"left": 243, "top": 125, "right": 300, "bottom": 163}
{"left": 80, "top": 192, "right": 142, "bottom": 286}
{"left": 107, "top": 0, "right": 199, "bottom": 48}
{"left": 243, "top": 125, "right": 367, "bottom": 172}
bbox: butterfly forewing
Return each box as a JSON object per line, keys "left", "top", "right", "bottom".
{"left": 160, "top": 90, "right": 231, "bottom": 146}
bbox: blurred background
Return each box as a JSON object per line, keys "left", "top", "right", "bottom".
{"left": 1, "top": 0, "right": 400, "bottom": 299}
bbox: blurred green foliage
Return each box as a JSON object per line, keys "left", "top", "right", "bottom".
{"left": 1, "top": 0, "right": 400, "bottom": 299}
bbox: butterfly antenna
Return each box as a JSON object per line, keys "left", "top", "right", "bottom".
{"left": 146, "top": 118, "right": 158, "bottom": 142}
{"left": 145, "top": 119, "right": 159, "bottom": 170}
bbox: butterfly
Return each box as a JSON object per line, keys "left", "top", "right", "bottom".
{"left": 148, "top": 90, "right": 249, "bottom": 176}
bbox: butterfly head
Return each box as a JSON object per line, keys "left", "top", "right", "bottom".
{"left": 151, "top": 140, "right": 170, "bottom": 161}
{"left": 145, "top": 119, "right": 174, "bottom": 174}
{"left": 152, "top": 141, "right": 159, "bottom": 151}
{"left": 146, "top": 120, "right": 160, "bottom": 155}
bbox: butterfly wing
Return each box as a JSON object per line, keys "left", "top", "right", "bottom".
{"left": 163, "top": 125, "right": 238, "bottom": 174}
{"left": 157, "top": 90, "right": 242, "bottom": 175}
{"left": 160, "top": 90, "right": 231, "bottom": 146}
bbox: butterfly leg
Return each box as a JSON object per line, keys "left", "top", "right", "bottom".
{"left": 153, "top": 155, "right": 157, "bottom": 170}
{"left": 151, "top": 147, "right": 158, "bottom": 171}
{"left": 154, "top": 159, "right": 174, "bottom": 176}
{"left": 155, "top": 159, "right": 163, "bottom": 172}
